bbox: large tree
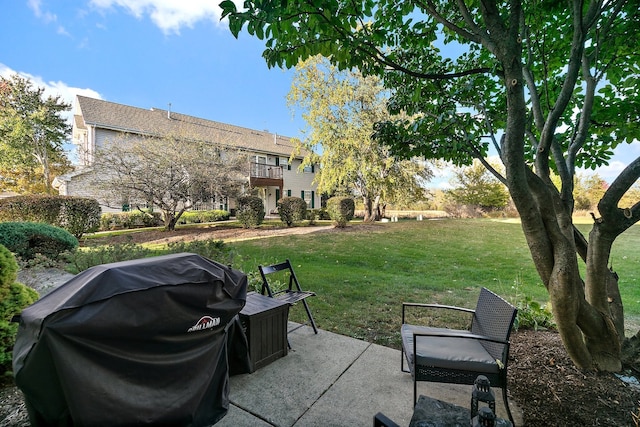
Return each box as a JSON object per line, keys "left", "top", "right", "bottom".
{"left": 448, "top": 159, "right": 510, "bottom": 211}
{"left": 221, "top": 1, "right": 640, "bottom": 371}
{"left": 0, "top": 74, "right": 72, "bottom": 194}
{"left": 288, "top": 55, "right": 432, "bottom": 221}
{"left": 92, "top": 131, "right": 247, "bottom": 230}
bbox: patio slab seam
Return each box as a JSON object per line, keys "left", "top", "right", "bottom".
{"left": 289, "top": 341, "right": 373, "bottom": 426}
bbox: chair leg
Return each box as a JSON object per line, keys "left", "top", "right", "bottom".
{"left": 373, "top": 412, "right": 400, "bottom": 427}
{"left": 502, "top": 386, "right": 515, "bottom": 426}
{"left": 301, "top": 298, "right": 318, "bottom": 334}
{"left": 400, "top": 347, "right": 410, "bottom": 373}
{"left": 413, "top": 378, "right": 417, "bottom": 406}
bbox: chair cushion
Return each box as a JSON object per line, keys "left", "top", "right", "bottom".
{"left": 401, "top": 324, "right": 499, "bottom": 374}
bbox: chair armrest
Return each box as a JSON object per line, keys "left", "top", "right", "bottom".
{"left": 402, "top": 302, "right": 475, "bottom": 324}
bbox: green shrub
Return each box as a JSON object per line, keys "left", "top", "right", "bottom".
{"left": 0, "top": 195, "right": 61, "bottom": 224}
{"left": 326, "top": 197, "right": 355, "bottom": 227}
{"left": 178, "top": 210, "right": 230, "bottom": 225}
{"left": 278, "top": 197, "right": 307, "bottom": 227}
{"left": 0, "top": 245, "right": 39, "bottom": 376}
{"left": 313, "top": 208, "right": 331, "bottom": 221}
{"left": 65, "top": 240, "right": 152, "bottom": 273}
{"left": 0, "top": 195, "right": 102, "bottom": 238}
{"left": 514, "top": 296, "right": 556, "bottom": 331}
{"left": 59, "top": 198, "right": 102, "bottom": 237}
{"left": 306, "top": 209, "right": 318, "bottom": 225}
{"left": 0, "top": 222, "right": 78, "bottom": 261}
{"left": 236, "top": 196, "right": 265, "bottom": 229}
{"left": 0, "top": 244, "right": 18, "bottom": 296}
{"left": 99, "top": 211, "right": 162, "bottom": 231}
{"left": 166, "top": 239, "right": 233, "bottom": 264}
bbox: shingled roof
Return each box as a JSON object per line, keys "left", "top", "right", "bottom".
{"left": 75, "top": 95, "right": 302, "bottom": 157}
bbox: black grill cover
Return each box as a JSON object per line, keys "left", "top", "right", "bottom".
{"left": 13, "top": 252, "right": 248, "bottom": 427}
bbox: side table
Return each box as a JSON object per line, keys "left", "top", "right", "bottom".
{"left": 239, "top": 292, "right": 290, "bottom": 372}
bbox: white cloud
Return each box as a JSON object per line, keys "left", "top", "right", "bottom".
{"left": 89, "top": 0, "right": 244, "bottom": 34}
{"left": 28, "top": 0, "right": 58, "bottom": 23}
{"left": 0, "top": 64, "right": 102, "bottom": 122}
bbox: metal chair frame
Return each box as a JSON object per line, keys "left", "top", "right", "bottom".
{"left": 258, "top": 259, "right": 318, "bottom": 337}
{"left": 400, "top": 287, "right": 517, "bottom": 425}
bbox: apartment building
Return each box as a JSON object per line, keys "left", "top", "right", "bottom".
{"left": 54, "top": 96, "right": 319, "bottom": 214}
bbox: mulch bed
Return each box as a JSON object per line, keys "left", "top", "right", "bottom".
{"left": 508, "top": 329, "right": 640, "bottom": 426}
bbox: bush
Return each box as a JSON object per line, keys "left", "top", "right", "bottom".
{"left": 306, "top": 209, "right": 318, "bottom": 225}
{"left": 59, "top": 198, "right": 102, "bottom": 237}
{"left": 166, "top": 239, "right": 233, "bottom": 264}
{"left": 0, "top": 195, "right": 61, "bottom": 224}
{"left": 178, "top": 210, "right": 231, "bottom": 225}
{"left": 0, "top": 245, "right": 39, "bottom": 376}
{"left": 278, "top": 197, "right": 307, "bottom": 227}
{"left": 236, "top": 196, "right": 265, "bottom": 229}
{"left": 514, "top": 296, "right": 556, "bottom": 331}
{"left": 326, "top": 197, "right": 355, "bottom": 228}
{"left": 0, "top": 222, "right": 79, "bottom": 261}
{"left": 99, "top": 211, "right": 163, "bottom": 231}
{"left": 0, "top": 195, "right": 102, "bottom": 238}
{"left": 66, "top": 240, "right": 152, "bottom": 273}
{"left": 312, "top": 208, "right": 331, "bottom": 221}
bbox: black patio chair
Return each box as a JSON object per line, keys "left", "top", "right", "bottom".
{"left": 401, "top": 287, "right": 517, "bottom": 425}
{"left": 258, "top": 259, "right": 318, "bottom": 338}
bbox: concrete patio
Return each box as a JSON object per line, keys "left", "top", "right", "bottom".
{"left": 217, "top": 323, "right": 523, "bottom": 427}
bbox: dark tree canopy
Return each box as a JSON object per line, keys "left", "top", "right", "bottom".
{"left": 221, "top": 0, "right": 640, "bottom": 372}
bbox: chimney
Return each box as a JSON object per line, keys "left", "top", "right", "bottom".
{"left": 274, "top": 133, "right": 277, "bottom": 144}
{"left": 167, "top": 103, "right": 172, "bottom": 119}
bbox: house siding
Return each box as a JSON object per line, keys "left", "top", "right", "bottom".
{"left": 59, "top": 96, "right": 320, "bottom": 216}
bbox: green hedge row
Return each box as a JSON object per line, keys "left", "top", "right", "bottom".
{"left": 0, "top": 195, "right": 101, "bottom": 238}
{"left": 178, "top": 210, "right": 230, "bottom": 225}
{"left": 100, "top": 211, "right": 163, "bottom": 231}
{"left": 99, "top": 209, "right": 230, "bottom": 231}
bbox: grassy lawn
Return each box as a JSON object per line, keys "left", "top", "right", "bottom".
{"left": 226, "top": 219, "right": 640, "bottom": 349}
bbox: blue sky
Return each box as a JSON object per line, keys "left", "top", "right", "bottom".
{"left": 1, "top": 0, "right": 637, "bottom": 187}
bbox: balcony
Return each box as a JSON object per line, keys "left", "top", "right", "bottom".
{"left": 249, "top": 162, "right": 283, "bottom": 188}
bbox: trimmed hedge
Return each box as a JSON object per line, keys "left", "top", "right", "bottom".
{"left": 0, "top": 195, "right": 101, "bottom": 237}
{"left": 178, "top": 210, "right": 231, "bottom": 225}
{"left": 327, "top": 197, "right": 355, "bottom": 228}
{"left": 100, "top": 211, "right": 163, "bottom": 231}
{"left": 278, "top": 197, "right": 307, "bottom": 227}
{"left": 0, "top": 222, "right": 78, "bottom": 261}
{"left": 236, "top": 195, "right": 265, "bottom": 229}
{"left": 0, "top": 244, "right": 39, "bottom": 376}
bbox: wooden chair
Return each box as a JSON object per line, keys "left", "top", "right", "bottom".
{"left": 401, "top": 287, "right": 517, "bottom": 425}
{"left": 258, "top": 259, "right": 318, "bottom": 337}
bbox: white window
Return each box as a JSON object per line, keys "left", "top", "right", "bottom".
{"left": 303, "top": 191, "right": 312, "bottom": 206}
{"left": 279, "top": 157, "right": 291, "bottom": 170}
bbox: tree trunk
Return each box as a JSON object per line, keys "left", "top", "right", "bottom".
{"left": 371, "top": 195, "right": 382, "bottom": 221}
{"left": 164, "top": 215, "right": 177, "bottom": 231}
{"left": 485, "top": 2, "right": 623, "bottom": 373}
{"left": 362, "top": 196, "right": 374, "bottom": 222}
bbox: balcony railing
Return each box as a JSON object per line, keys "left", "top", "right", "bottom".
{"left": 250, "top": 163, "right": 283, "bottom": 179}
